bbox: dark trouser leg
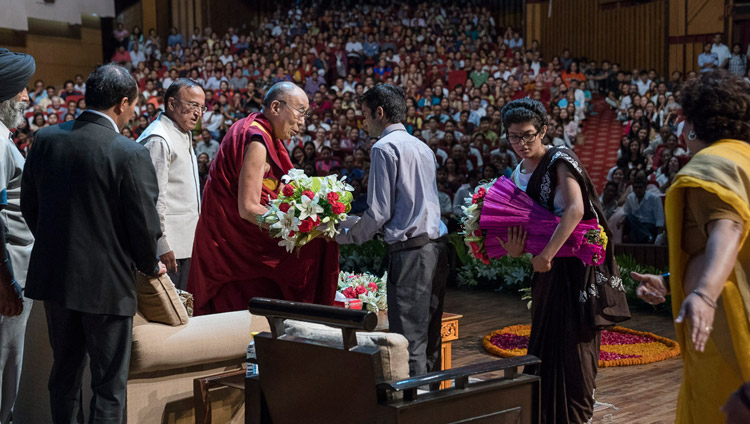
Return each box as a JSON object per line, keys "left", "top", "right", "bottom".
{"left": 426, "top": 240, "right": 448, "bottom": 374}
{"left": 387, "top": 243, "right": 440, "bottom": 377}
{"left": 82, "top": 312, "right": 132, "bottom": 424}
{"left": 44, "top": 301, "right": 86, "bottom": 424}
{"left": 167, "top": 257, "right": 191, "bottom": 291}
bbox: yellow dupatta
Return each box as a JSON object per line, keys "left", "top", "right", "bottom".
{"left": 665, "top": 139, "right": 750, "bottom": 423}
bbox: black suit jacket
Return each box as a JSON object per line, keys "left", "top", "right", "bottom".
{"left": 21, "top": 111, "right": 162, "bottom": 316}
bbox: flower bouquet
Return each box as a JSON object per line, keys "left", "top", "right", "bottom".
{"left": 261, "top": 169, "right": 354, "bottom": 253}
{"left": 336, "top": 271, "right": 388, "bottom": 312}
{"left": 460, "top": 180, "right": 496, "bottom": 265}
{"left": 462, "top": 176, "right": 608, "bottom": 266}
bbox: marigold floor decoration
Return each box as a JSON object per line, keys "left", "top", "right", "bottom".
{"left": 483, "top": 324, "right": 680, "bottom": 367}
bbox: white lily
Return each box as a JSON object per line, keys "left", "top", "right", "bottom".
{"left": 281, "top": 168, "right": 307, "bottom": 183}
{"left": 270, "top": 208, "right": 299, "bottom": 239}
{"left": 296, "top": 194, "right": 324, "bottom": 221}
{"left": 323, "top": 221, "right": 338, "bottom": 238}
{"left": 277, "top": 236, "right": 297, "bottom": 253}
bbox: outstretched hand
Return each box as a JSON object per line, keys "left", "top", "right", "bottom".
{"left": 498, "top": 226, "right": 527, "bottom": 258}
{"left": 632, "top": 271, "right": 668, "bottom": 305}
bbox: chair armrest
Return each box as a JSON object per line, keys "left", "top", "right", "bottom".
{"left": 130, "top": 310, "right": 254, "bottom": 374}
{"left": 376, "top": 355, "right": 540, "bottom": 401}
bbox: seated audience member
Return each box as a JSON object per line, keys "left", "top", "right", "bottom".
{"left": 290, "top": 146, "right": 306, "bottom": 169}
{"left": 600, "top": 181, "right": 625, "bottom": 243}
{"left": 348, "top": 178, "right": 368, "bottom": 215}
{"left": 195, "top": 129, "right": 220, "bottom": 160}
{"left": 623, "top": 177, "right": 665, "bottom": 243}
{"left": 340, "top": 154, "right": 364, "bottom": 182}
{"left": 452, "top": 170, "right": 481, "bottom": 218}
{"left": 437, "top": 182, "right": 453, "bottom": 225}
{"left": 655, "top": 155, "right": 682, "bottom": 193}
{"left": 315, "top": 146, "right": 339, "bottom": 176}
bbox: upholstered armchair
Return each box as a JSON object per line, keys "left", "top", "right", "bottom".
{"left": 246, "top": 298, "right": 541, "bottom": 424}
{"left": 14, "top": 306, "right": 270, "bottom": 424}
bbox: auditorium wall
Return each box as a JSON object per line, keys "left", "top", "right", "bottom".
{"left": 2, "top": 15, "right": 103, "bottom": 88}
{"left": 525, "top": 0, "right": 668, "bottom": 75}
{"left": 668, "top": 0, "right": 725, "bottom": 75}
{"left": 524, "top": 0, "right": 728, "bottom": 76}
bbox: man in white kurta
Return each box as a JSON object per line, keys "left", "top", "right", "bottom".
{"left": 137, "top": 79, "right": 203, "bottom": 290}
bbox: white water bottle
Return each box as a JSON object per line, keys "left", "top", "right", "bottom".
{"left": 246, "top": 332, "right": 259, "bottom": 377}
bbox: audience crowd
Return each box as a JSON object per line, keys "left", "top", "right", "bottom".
{"left": 13, "top": 0, "right": 743, "bottom": 246}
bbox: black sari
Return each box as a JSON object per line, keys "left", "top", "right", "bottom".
{"left": 523, "top": 147, "right": 630, "bottom": 424}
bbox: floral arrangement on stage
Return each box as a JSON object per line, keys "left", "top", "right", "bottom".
{"left": 337, "top": 271, "right": 388, "bottom": 312}
{"left": 483, "top": 324, "right": 680, "bottom": 367}
{"left": 262, "top": 169, "right": 354, "bottom": 253}
{"left": 461, "top": 177, "right": 608, "bottom": 267}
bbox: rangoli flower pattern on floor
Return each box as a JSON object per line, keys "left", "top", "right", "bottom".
{"left": 483, "top": 324, "right": 680, "bottom": 367}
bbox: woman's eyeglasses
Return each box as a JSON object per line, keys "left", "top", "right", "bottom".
{"left": 507, "top": 131, "right": 540, "bottom": 145}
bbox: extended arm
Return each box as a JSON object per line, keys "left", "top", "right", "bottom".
{"left": 532, "top": 162, "right": 585, "bottom": 272}
{"left": 237, "top": 137, "right": 270, "bottom": 226}
{"left": 676, "top": 218, "right": 743, "bottom": 352}
{"left": 336, "top": 147, "right": 396, "bottom": 245}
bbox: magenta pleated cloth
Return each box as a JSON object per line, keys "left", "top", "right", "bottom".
{"left": 480, "top": 177, "right": 605, "bottom": 266}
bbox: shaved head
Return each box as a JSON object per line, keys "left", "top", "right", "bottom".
{"left": 262, "top": 81, "right": 306, "bottom": 109}
{"left": 262, "top": 81, "right": 310, "bottom": 140}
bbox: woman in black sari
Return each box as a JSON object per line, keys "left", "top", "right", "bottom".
{"left": 499, "top": 99, "right": 629, "bottom": 423}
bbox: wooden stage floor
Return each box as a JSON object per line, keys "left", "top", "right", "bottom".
{"left": 444, "top": 287, "right": 681, "bottom": 424}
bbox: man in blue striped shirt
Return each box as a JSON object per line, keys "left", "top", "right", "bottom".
{"left": 337, "top": 84, "right": 446, "bottom": 377}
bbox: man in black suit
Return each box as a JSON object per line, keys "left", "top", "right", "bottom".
{"left": 21, "top": 64, "right": 165, "bottom": 424}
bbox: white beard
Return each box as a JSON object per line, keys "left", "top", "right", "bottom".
{"left": 0, "top": 98, "right": 28, "bottom": 129}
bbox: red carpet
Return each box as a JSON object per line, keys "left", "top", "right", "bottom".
{"left": 576, "top": 97, "right": 623, "bottom": 192}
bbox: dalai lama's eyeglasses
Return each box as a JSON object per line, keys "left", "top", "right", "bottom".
{"left": 278, "top": 100, "right": 310, "bottom": 121}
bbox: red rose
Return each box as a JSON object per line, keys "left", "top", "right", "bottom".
{"left": 469, "top": 242, "right": 479, "bottom": 252}
{"left": 278, "top": 202, "right": 291, "bottom": 213}
{"left": 473, "top": 229, "right": 482, "bottom": 237}
{"left": 327, "top": 192, "right": 339, "bottom": 203}
{"left": 302, "top": 190, "right": 315, "bottom": 199}
{"left": 367, "top": 282, "right": 378, "bottom": 292}
{"left": 342, "top": 287, "right": 356, "bottom": 298}
{"left": 477, "top": 187, "right": 487, "bottom": 198}
{"left": 298, "top": 218, "right": 314, "bottom": 233}
{"left": 313, "top": 215, "right": 321, "bottom": 226}
{"left": 472, "top": 194, "right": 479, "bottom": 204}
{"left": 331, "top": 201, "right": 346, "bottom": 214}
{"left": 288, "top": 231, "right": 295, "bottom": 238}
{"left": 282, "top": 184, "right": 294, "bottom": 197}
{"left": 355, "top": 286, "right": 367, "bottom": 295}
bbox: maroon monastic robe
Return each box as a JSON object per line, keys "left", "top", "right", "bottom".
{"left": 187, "top": 113, "right": 339, "bottom": 315}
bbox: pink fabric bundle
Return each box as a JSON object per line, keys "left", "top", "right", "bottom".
{"left": 480, "top": 177, "right": 606, "bottom": 266}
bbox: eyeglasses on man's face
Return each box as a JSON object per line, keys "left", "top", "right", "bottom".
{"left": 279, "top": 100, "right": 310, "bottom": 121}
{"left": 507, "top": 131, "right": 540, "bottom": 146}
{"left": 174, "top": 98, "right": 208, "bottom": 113}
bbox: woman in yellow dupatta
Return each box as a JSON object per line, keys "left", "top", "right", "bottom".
{"left": 633, "top": 70, "right": 750, "bottom": 423}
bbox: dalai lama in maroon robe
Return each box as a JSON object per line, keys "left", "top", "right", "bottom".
{"left": 188, "top": 82, "right": 339, "bottom": 315}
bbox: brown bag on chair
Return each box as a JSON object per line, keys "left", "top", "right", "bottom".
{"left": 135, "top": 273, "right": 189, "bottom": 326}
